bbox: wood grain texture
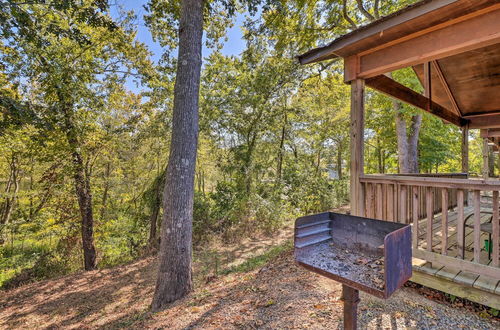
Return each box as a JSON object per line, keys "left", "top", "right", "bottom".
{"left": 350, "top": 79, "right": 365, "bottom": 216}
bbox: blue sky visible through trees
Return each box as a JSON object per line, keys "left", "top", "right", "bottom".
{"left": 110, "top": 0, "right": 247, "bottom": 92}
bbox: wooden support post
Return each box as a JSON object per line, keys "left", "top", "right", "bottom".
{"left": 493, "top": 191, "right": 499, "bottom": 267}
{"left": 426, "top": 187, "right": 433, "bottom": 252}
{"left": 441, "top": 188, "right": 448, "bottom": 255}
{"left": 461, "top": 126, "right": 468, "bottom": 174}
{"left": 350, "top": 79, "right": 365, "bottom": 216}
{"left": 457, "top": 189, "right": 465, "bottom": 259}
{"left": 412, "top": 186, "right": 419, "bottom": 250}
{"left": 483, "top": 138, "right": 489, "bottom": 179}
{"left": 461, "top": 126, "right": 469, "bottom": 205}
{"left": 473, "top": 190, "right": 481, "bottom": 263}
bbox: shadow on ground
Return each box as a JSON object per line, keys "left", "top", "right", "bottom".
{"left": 1, "top": 235, "right": 498, "bottom": 329}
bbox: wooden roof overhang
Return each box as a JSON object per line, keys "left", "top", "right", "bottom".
{"left": 297, "top": 0, "right": 500, "bottom": 129}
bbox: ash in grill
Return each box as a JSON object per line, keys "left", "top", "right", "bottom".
{"left": 294, "top": 212, "right": 412, "bottom": 329}
{"left": 296, "top": 242, "right": 385, "bottom": 290}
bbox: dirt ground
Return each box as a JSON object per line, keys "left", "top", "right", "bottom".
{"left": 1, "top": 235, "right": 499, "bottom": 329}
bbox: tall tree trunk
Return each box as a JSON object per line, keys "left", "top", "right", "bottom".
{"left": 62, "top": 102, "right": 97, "bottom": 271}
{"left": 148, "top": 169, "right": 165, "bottom": 249}
{"left": 152, "top": 0, "right": 203, "bottom": 311}
{"left": 337, "top": 140, "right": 343, "bottom": 179}
{"left": 148, "top": 201, "right": 160, "bottom": 247}
{"left": 407, "top": 113, "right": 422, "bottom": 173}
{"left": 0, "top": 154, "right": 20, "bottom": 224}
{"left": 394, "top": 100, "right": 409, "bottom": 173}
{"left": 0, "top": 155, "right": 20, "bottom": 225}
{"left": 276, "top": 112, "right": 287, "bottom": 182}
{"left": 389, "top": 70, "right": 422, "bottom": 174}
{"left": 394, "top": 100, "right": 422, "bottom": 174}
{"left": 376, "top": 136, "right": 383, "bottom": 173}
{"left": 100, "top": 162, "right": 111, "bottom": 221}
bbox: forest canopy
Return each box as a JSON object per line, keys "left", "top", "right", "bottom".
{"left": 0, "top": 0, "right": 488, "bottom": 289}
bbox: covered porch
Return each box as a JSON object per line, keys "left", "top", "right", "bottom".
{"left": 298, "top": 0, "right": 500, "bottom": 309}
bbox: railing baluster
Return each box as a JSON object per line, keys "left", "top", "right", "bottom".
{"left": 361, "top": 183, "right": 366, "bottom": 217}
{"left": 412, "top": 186, "right": 419, "bottom": 250}
{"left": 394, "top": 184, "right": 398, "bottom": 221}
{"left": 387, "top": 184, "right": 394, "bottom": 221}
{"left": 426, "top": 187, "right": 433, "bottom": 252}
{"left": 457, "top": 189, "right": 465, "bottom": 259}
{"left": 400, "top": 185, "right": 407, "bottom": 224}
{"left": 365, "top": 183, "right": 372, "bottom": 218}
{"left": 376, "top": 183, "right": 383, "bottom": 220}
{"left": 492, "top": 191, "right": 499, "bottom": 267}
{"left": 441, "top": 188, "right": 449, "bottom": 255}
{"left": 473, "top": 190, "right": 481, "bottom": 263}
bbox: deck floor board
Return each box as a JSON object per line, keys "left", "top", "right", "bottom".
{"left": 412, "top": 204, "right": 500, "bottom": 294}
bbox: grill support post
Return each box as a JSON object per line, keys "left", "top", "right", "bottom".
{"left": 341, "top": 284, "right": 360, "bottom": 330}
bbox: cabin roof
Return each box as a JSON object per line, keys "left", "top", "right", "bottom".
{"left": 297, "top": 0, "right": 500, "bottom": 130}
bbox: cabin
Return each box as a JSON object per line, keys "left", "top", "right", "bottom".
{"left": 298, "top": 0, "right": 500, "bottom": 309}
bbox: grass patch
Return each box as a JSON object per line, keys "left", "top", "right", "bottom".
{"left": 221, "top": 240, "right": 293, "bottom": 275}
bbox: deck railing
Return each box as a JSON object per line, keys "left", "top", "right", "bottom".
{"left": 359, "top": 174, "right": 500, "bottom": 280}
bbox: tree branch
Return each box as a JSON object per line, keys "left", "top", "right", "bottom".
{"left": 374, "top": 0, "right": 380, "bottom": 19}
{"left": 356, "top": 0, "right": 375, "bottom": 21}
{"left": 342, "top": 0, "right": 357, "bottom": 29}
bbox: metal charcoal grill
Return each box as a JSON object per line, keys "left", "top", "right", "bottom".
{"left": 294, "top": 212, "right": 412, "bottom": 329}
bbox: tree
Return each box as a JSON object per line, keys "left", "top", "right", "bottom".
{"left": 1, "top": 0, "right": 152, "bottom": 270}
{"left": 147, "top": 0, "right": 279, "bottom": 310}
{"left": 254, "top": 0, "right": 422, "bottom": 173}
{"left": 150, "top": 0, "right": 204, "bottom": 310}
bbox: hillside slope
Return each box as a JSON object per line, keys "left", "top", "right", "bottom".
{"left": 1, "top": 246, "right": 499, "bottom": 329}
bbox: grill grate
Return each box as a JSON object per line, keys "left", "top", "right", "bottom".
{"left": 294, "top": 212, "right": 412, "bottom": 329}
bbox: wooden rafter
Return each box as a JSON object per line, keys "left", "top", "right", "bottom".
{"left": 431, "top": 60, "right": 461, "bottom": 116}
{"left": 423, "top": 62, "right": 432, "bottom": 112}
{"left": 466, "top": 112, "right": 500, "bottom": 129}
{"left": 345, "top": 5, "right": 500, "bottom": 81}
{"left": 365, "top": 75, "right": 465, "bottom": 127}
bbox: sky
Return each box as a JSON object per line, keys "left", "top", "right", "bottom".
{"left": 110, "top": 1, "right": 247, "bottom": 63}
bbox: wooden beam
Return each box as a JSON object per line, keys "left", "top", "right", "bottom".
{"left": 413, "top": 249, "right": 500, "bottom": 280}
{"left": 423, "top": 62, "right": 432, "bottom": 112}
{"left": 468, "top": 114, "right": 500, "bottom": 129}
{"left": 350, "top": 79, "right": 365, "bottom": 216}
{"left": 297, "top": 0, "right": 459, "bottom": 65}
{"left": 353, "top": 6, "right": 500, "bottom": 80}
{"left": 461, "top": 126, "right": 468, "bottom": 174}
{"left": 423, "top": 62, "right": 431, "bottom": 101}
{"left": 480, "top": 128, "right": 500, "bottom": 138}
{"left": 492, "top": 191, "right": 499, "bottom": 268}
{"left": 360, "top": 174, "right": 500, "bottom": 191}
{"left": 411, "top": 271, "right": 500, "bottom": 310}
{"left": 366, "top": 75, "right": 465, "bottom": 126}
{"left": 483, "top": 138, "right": 490, "bottom": 178}
{"left": 432, "top": 60, "right": 461, "bottom": 116}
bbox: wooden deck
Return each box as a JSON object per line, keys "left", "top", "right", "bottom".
{"left": 411, "top": 204, "right": 500, "bottom": 309}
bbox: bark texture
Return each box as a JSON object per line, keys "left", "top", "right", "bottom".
{"left": 151, "top": 0, "right": 204, "bottom": 311}
{"left": 63, "top": 105, "right": 97, "bottom": 271}
{"left": 0, "top": 155, "right": 20, "bottom": 226}
{"left": 394, "top": 100, "right": 422, "bottom": 174}
{"left": 148, "top": 170, "right": 165, "bottom": 249}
